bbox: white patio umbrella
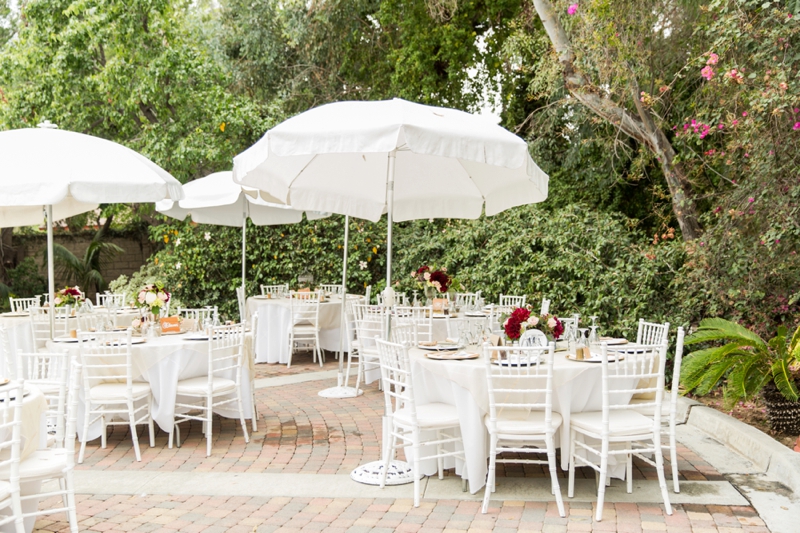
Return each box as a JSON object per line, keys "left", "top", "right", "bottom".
{"left": 233, "top": 98, "right": 550, "bottom": 486}
{"left": 0, "top": 122, "right": 183, "bottom": 336}
{"left": 155, "top": 171, "right": 329, "bottom": 292}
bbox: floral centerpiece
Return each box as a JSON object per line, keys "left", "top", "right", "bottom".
{"left": 135, "top": 282, "right": 171, "bottom": 316}
{"left": 53, "top": 286, "right": 83, "bottom": 308}
{"left": 411, "top": 265, "right": 451, "bottom": 303}
{"left": 502, "top": 306, "right": 564, "bottom": 342}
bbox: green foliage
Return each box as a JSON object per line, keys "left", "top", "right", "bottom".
{"left": 683, "top": 318, "right": 800, "bottom": 408}
{"left": 51, "top": 231, "right": 124, "bottom": 297}
{"left": 108, "top": 263, "right": 183, "bottom": 310}
{"left": 2, "top": 257, "right": 46, "bottom": 310}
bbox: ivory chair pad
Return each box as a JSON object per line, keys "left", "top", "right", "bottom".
{"left": 0, "top": 480, "right": 11, "bottom": 501}
{"left": 394, "top": 402, "right": 460, "bottom": 428}
{"left": 570, "top": 410, "right": 653, "bottom": 436}
{"left": 176, "top": 376, "right": 236, "bottom": 395}
{"left": 485, "top": 410, "right": 563, "bottom": 435}
{"left": 88, "top": 382, "right": 151, "bottom": 401}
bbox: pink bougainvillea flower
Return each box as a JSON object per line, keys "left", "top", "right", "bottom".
{"left": 732, "top": 119, "right": 739, "bottom": 126}
{"left": 706, "top": 52, "right": 719, "bottom": 65}
{"left": 793, "top": 108, "right": 799, "bottom": 113}
{"left": 794, "top": 122, "right": 800, "bottom": 131}
{"left": 744, "top": 153, "right": 750, "bottom": 158}
{"left": 567, "top": 3, "right": 578, "bottom": 15}
{"left": 701, "top": 66, "right": 714, "bottom": 80}
{"left": 742, "top": 111, "right": 748, "bottom": 117}
{"left": 718, "top": 124, "right": 724, "bottom": 129}
{"left": 748, "top": 197, "right": 755, "bottom": 203}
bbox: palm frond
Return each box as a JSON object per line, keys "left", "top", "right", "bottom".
{"left": 681, "top": 342, "right": 746, "bottom": 391}
{"left": 772, "top": 358, "right": 800, "bottom": 402}
{"left": 695, "top": 358, "right": 739, "bottom": 396}
{"left": 685, "top": 318, "right": 766, "bottom": 348}
{"left": 789, "top": 325, "right": 800, "bottom": 362}
{"left": 52, "top": 243, "right": 85, "bottom": 286}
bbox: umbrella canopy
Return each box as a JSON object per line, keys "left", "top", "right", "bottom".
{"left": 232, "top": 98, "right": 548, "bottom": 223}
{"left": 155, "top": 171, "right": 326, "bottom": 227}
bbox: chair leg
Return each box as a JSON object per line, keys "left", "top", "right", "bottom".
{"left": 380, "top": 431, "right": 397, "bottom": 489}
{"left": 79, "top": 401, "right": 91, "bottom": 464}
{"left": 547, "top": 435, "right": 565, "bottom": 518}
{"left": 127, "top": 399, "right": 142, "bottom": 462}
{"left": 251, "top": 389, "right": 258, "bottom": 432}
{"left": 627, "top": 452, "right": 633, "bottom": 494}
{"left": 148, "top": 395, "right": 155, "bottom": 447}
{"left": 653, "top": 433, "right": 673, "bottom": 515}
{"left": 595, "top": 441, "right": 609, "bottom": 522}
{"left": 237, "top": 386, "right": 250, "bottom": 444}
{"left": 482, "top": 433, "right": 497, "bottom": 514}
{"left": 436, "top": 430, "right": 444, "bottom": 480}
{"left": 669, "top": 426, "right": 680, "bottom": 493}
{"left": 100, "top": 414, "right": 107, "bottom": 449}
{"left": 11, "top": 487, "right": 23, "bottom": 533}
{"left": 567, "top": 428, "right": 576, "bottom": 498}
{"left": 287, "top": 332, "right": 293, "bottom": 368}
{"left": 65, "top": 470, "right": 79, "bottom": 533}
{"left": 206, "top": 397, "right": 213, "bottom": 457}
{"left": 412, "top": 430, "right": 421, "bottom": 508}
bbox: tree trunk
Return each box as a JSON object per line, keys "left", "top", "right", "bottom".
{"left": 532, "top": 0, "right": 701, "bottom": 240}
{"left": 0, "top": 228, "right": 14, "bottom": 285}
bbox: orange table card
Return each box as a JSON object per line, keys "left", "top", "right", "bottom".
{"left": 160, "top": 316, "right": 181, "bottom": 334}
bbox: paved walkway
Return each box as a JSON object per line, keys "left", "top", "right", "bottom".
{"left": 32, "top": 353, "right": 784, "bottom": 532}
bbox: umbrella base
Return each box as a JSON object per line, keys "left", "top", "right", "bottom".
{"left": 350, "top": 460, "right": 415, "bottom": 486}
{"left": 318, "top": 386, "right": 363, "bottom": 398}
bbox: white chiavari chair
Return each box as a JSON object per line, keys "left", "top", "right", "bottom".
{"left": 248, "top": 313, "right": 259, "bottom": 432}
{"left": 288, "top": 291, "right": 322, "bottom": 367}
{"left": 236, "top": 286, "right": 247, "bottom": 325}
{"left": 171, "top": 323, "right": 250, "bottom": 456}
{"left": 394, "top": 306, "right": 433, "bottom": 343}
{"left": 482, "top": 343, "right": 564, "bottom": 516}
{"left": 260, "top": 284, "right": 288, "bottom": 297}
{"left": 15, "top": 360, "right": 80, "bottom": 532}
{"left": 0, "top": 381, "right": 25, "bottom": 533}
{"left": 18, "top": 351, "right": 69, "bottom": 447}
{"left": 95, "top": 293, "right": 126, "bottom": 308}
{"left": 390, "top": 323, "right": 417, "bottom": 346}
{"left": 499, "top": 294, "right": 526, "bottom": 309}
{"left": 8, "top": 297, "right": 39, "bottom": 314}
{"left": 454, "top": 291, "right": 481, "bottom": 310}
{"left": 351, "top": 303, "right": 386, "bottom": 392}
{"left": 318, "top": 284, "right": 344, "bottom": 296}
{"left": 631, "top": 328, "right": 684, "bottom": 493}
{"left": 77, "top": 329, "right": 154, "bottom": 463}
{"left": 636, "top": 319, "right": 670, "bottom": 346}
{"left": 29, "top": 307, "right": 69, "bottom": 351}
{"left": 375, "top": 338, "right": 465, "bottom": 507}
{"left": 77, "top": 312, "right": 105, "bottom": 333}
{"left": 0, "top": 327, "right": 20, "bottom": 381}
{"left": 177, "top": 306, "right": 218, "bottom": 327}
{"left": 364, "top": 285, "right": 372, "bottom": 304}
{"left": 567, "top": 343, "right": 672, "bottom": 521}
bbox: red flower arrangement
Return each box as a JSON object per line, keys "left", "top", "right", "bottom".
{"left": 411, "top": 265, "right": 450, "bottom": 293}
{"left": 501, "top": 306, "right": 564, "bottom": 341}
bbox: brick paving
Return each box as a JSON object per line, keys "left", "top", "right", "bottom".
{"left": 35, "top": 356, "right": 770, "bottom": 532}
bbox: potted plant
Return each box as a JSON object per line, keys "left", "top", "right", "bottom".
{"left": 682, "top": 318, "right": 800, "bottom": 434}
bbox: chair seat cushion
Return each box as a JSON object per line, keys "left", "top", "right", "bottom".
{"left": 394, "top": 402, "right": 459, "bottom": 429}
{"left": 19, "top": 449, "right": 69, "bottom": 480}
{"left": 570, "top": 410, "right": 655, "bottom": 436}
{"left": 176, "top": 376, "right": 236, "bottom": 395}
{"left": 89, "top": 382, "right": 151, "bottom": 401}
{"left": 485, "top": 410, "right": 563, "bottom": 435}
{"left": 0, "top": 480, "right": 11, "bottom": 501}
{"left": 629, "top": 398, "right": 669, "bottom": 417}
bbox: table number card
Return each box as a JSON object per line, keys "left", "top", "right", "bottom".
{"left": 432, "top": 298, "right": 447, "bottom": 314}
{"left": 160, "top": 316, "right": 181, "bottom": 334}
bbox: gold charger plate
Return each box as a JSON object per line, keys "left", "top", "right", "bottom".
{"left": 425, "top": 351, "right": 479, "bottom": 361}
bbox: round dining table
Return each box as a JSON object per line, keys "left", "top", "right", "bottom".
{"left": 406, "top": 345, "right": 639, "bottom": 494}
{"left": 246, "top": 296, "right": 343, "bottom": 364}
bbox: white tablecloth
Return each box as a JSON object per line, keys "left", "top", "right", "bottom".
{"left": 246, "top": 296, "right": 343, "bottom": 364}
{"left": 47, "top": 333, "right": 254, "bottom": 437}
{"left": 408, "top": 347, "right": 637, "bottom": 494}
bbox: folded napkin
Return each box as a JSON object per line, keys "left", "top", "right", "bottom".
{"left": 419, "top": 341, "right": 437, "bottom": 347}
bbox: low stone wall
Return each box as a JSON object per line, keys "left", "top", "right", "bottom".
{"left": 12, "top": 232, "right": 154, "bottom": 288}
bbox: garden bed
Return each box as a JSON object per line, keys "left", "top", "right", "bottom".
{"left": 689, "top": 390, "right": 797, "bottom": 450}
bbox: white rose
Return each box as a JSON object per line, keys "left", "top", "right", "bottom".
{"left": 547, "top": 317, "right": 557, "bottom": 328}
{"left": 54, "top": 297, "right": 62, "bottom": 305}
{"left": 145, "top": 292, "right": 157, "bottom": 305}
{"left": 527, "top": 316, "right": 539, "bottom": 326}
{"left": 423, "top": 272, "right": 431, "bottom": 281}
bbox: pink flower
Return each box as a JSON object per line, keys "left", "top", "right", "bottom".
{"left": 793, "top": 122, "right": 800, "bottom": 131}
{"left": 732, "top": 119, "right": 739, "bottom": 126}
{"left": 527, "top": 316, "right": 539, "bottom": 326}
{"left": 748, "top": 197, "right": 754, "bottom": 203}
{"left": 547, "top": 317, "right": 557, "bottom": 328}
{"left": 701, "top": 66, "right": 714, "bottom": 80}
{"left": 718, "top": 124, "right": 724, "bottom": 129}
{"left": 742, "top": 111, "right": 748, "bottom": 117}
{"left": 567, "top": 3, "right": 578, "bottom": 15}
{"left": 744, "top": 153, "right": 750, "bottom": 158}
{"left": 706, "top": 53, "right": 719, "bottom": 65}
{"left": 793, "top": 108, "right": 799, "bottom": 113}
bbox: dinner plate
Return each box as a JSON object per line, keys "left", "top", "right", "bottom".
{"left": 1, "top": 312, "right": 30, "bottom": 317}
{"left": 184, "top": 334, "right": 210, "bottom": 341}
{"left": 600, "top": 337, "right": 629, "bottom": 345}
{"left": 0, "top": 378, "right": 9, "bottom": 386}
{"left": 425, "top": 351, "right": 479, "bottom": 361}
{"left": 566, "top": 353, "right": 624, "bottom": 363}
{"left": 52, "top": 335, "right": 95, "bottom": 343}
{"left": 464, "top": 311, "right": 488, "bottom": 317}
{"left": 431, "top": 314, "right": 449, "bottom": 319}
{"left": 492, "top": 355, "right": 538, "bottom": 366}
{"left": 106, "top": 338, "right": 147, "bottom": 346}
{"left": 417, "top": 342, "right": 462, "bottom": 351}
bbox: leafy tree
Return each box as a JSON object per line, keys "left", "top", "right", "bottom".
{"left": 51, "top": 231, "right": 124, "bottom": 298}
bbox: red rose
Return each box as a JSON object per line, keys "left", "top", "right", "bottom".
{"left": 429, "top": 270, "right": 450, "bottom": 292}
{"left": 552, "top": 317, "right": 564, "bottom": 339}
{"left": 416, "top": 265, "right": 430, "bottom": 276}
{"left": 504, "top": 317, "right": 522, "bottom": 340}
{"left": 510, "top": 307, "right": 530, "bottom": 322}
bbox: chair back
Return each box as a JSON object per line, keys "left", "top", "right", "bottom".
{"left": 8, "top": 297, "right": 39, "bottom": 313}
{"left": 394, "top": 306, "right": 433, "bottom": 342}
{"left": 390, "top": 323, "right": 417, "bottom": 346}
{"left": 0, "top": 327, "right": 20, "bottom": 380}
{"left": 636, "top": 319, "right": 670, "bottom": 346}
{"left": 601, "top": 343, "right": 668, "bottom": 427}
{"left": 260, "top": 284, "right": 288, "bottom": 297}
{"left": 454, "top": 291, "right": 481, "bottom": 309}
{"left": 364, "top": 285, "right": 372, "bottom": 304}
{"left": 177, "top": 306, "right": 219, "bottom": 326}
{"left": 483, "top": 344, "right": 556, "bottom": 435}
{"left": 0, "top": 381, "right": 23, "bottom": 495}
{"left": 352, "top": 304, "right": 387, "bottom": 353}
{"left": 78, "top": 329, "right": 135, "bottom": 392}
{"left": 499, "top": 294, "right": 526, "bottom": 309}
{"left": 207, "top": 323, "right": 245, "bottom": 386}
{"left": 29, "top": 306, "right": 67, "bottom": 348}
{"left": 375, "top": 339, "right": 417, "bottom": 424}
{"left": 96, "top": 293, "right": 126, "bottom": 308}
{"left": 19, "top": 351, "right": 70, "bottom": 448}
{"left": 77, "top": 312, "right": 105, "bottom": 333}
{"left": 318, "top": 284, "right": 344, "bottom": 296}
{"left": 289, "top": 291, "right": 321, "bottom": 327}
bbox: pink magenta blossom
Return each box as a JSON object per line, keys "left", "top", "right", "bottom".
{"left": 794, "top": 122, "right": 800, "bottom": 131}
{"left": 793, "top": 108, "right": 799, "bottom": 113}
{"left": 706, "top": 53, "right": 719, "bottom": 65}
{"left": 732, "top": 119, "right": 739, "bottom": 126}
{"left": 718, "top": 124, "right": 724, "bottom": 129}
{"left": 748, "top": 197, "right": 755, "bottom": 203}
{"left": 742, "top": 111, "right": 748, "bottom": 117}
{"left": 701, "top": 66, "right": 714, "bottom": 80}
{"left": 567, "top": 3, "right": 578, "bottom": 15}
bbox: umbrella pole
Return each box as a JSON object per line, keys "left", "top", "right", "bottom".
{"left": 318, "top": 215, "right": 361, "bottom": 398}
{"left": 46, "top": 205, "right": 55, "bottom": 339}
{"left": 351, "top": 149, "right": 413, "bottom": 486}
{"left": 241, "top": 215, "right": 247, "bottom": 291}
